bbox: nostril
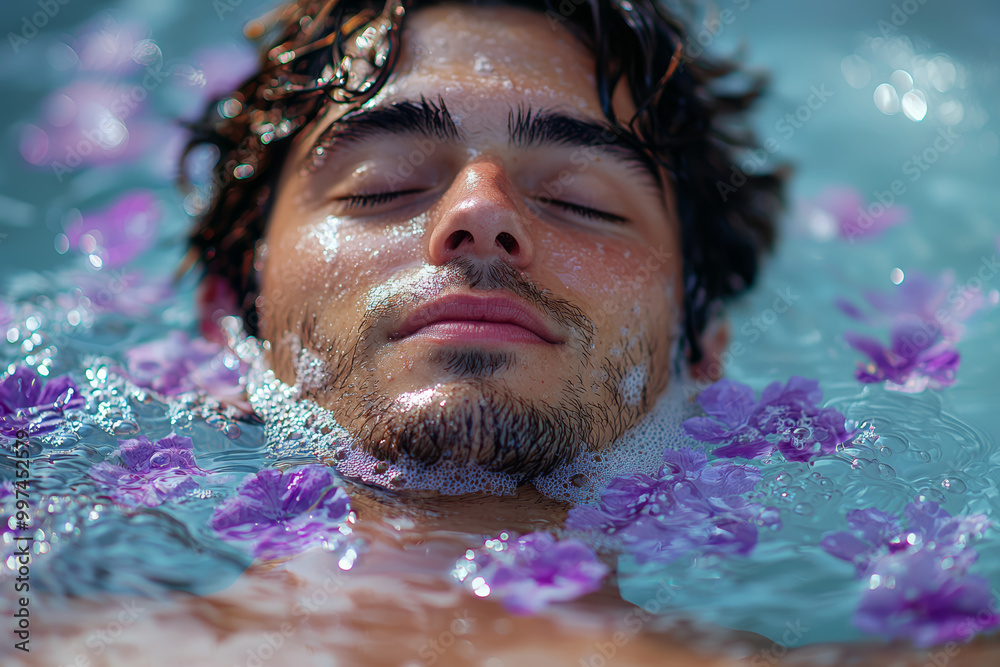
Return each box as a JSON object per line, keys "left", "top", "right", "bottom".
{"left": 496, "top": 232, "right": 518, "bottom": 255}
{"left": 446, "top": 230, "right": 473, "bottom": 251}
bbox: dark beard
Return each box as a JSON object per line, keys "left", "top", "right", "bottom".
{"left": 296, "top": 257, "right": 663, "bottom": 480}
{"left": 348, "top": 372, "right": 594, "bottom": 479}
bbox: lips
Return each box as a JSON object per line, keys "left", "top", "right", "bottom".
{"left": 390, "top": 293, "right": 564, "bottom": 345}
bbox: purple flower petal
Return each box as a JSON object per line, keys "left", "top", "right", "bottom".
{"left": 89, "top": 433, "right": 206, "bottom": 507}
{"left": 686, "top": 378, "right": 847, "bottom": 463}
{"left": 820, "top": 531, "right": 872, "bottom": 568}
{"left": 117, "top": 435, "right": 158, "bottom": 473}
{"left": 0, "top": 367, "right": 83, "bottom": 436}
{"left": 65, "top": 190, "right": 161, "bottom": 268}
{"left": 568, "top": 448, "right": 768, "bottom": 564}
{"left": 918, "top": 344, "right": 960, "bottom": 388}
{"left": 810, "top": 185, "right": 909, "bottom": 241}
{"left": 846, "top": 508, "right": 901, "bottom": 546}
{"left": 0, "top": 367, "right": 43, "bottom": 412}
{"left": 835, "top": 297, "right": 870, "bottom": 323}
{"left": 211, "top": 466, "right": 350, "bottom": 559}
{"left": 856, "top": 551, "right": 1000, "bottom": 647}
{"left": 695, "top": 463, "right": 763, "bottom": 497}
{"left": 682, "top": 417, "right": 734, "bottom": 443}
{"left": 845, "top": 331, "right": 895, "bottom": 371}
{"left": 459, "top": 532, "right": 608, "bottom": 614}
{"left": 808, "top": 185, "right": 908, "bottom": 241}
{"left": 840, "top": 269, "right": 992, "bottom": 389}
{"left": 823, "top": 501, "right": 998, "bottom": 646}
{"left": 695, "top": 379, "right": 758, "bottom": 427}
{"left": 758, "top": 376, "right": 823, "bottom": 407}
{"left": 711, "top": 436, "right": 773, "bottom": 460}
{"left": 124, "top": 330, "right": 246, "bottom": 404}
{"left": 567, "top": 474, "right": 660, "bottom": 530}
{"left": 661, "top": 446, "right": 708, "bottom": 475}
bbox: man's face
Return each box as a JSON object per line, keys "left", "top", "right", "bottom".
{"left": 260, "top": 4, "right": 682, "bottom": 478}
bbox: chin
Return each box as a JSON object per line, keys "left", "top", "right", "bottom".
{"left": 345, "top": 379, "right": 592, "bottom": 479}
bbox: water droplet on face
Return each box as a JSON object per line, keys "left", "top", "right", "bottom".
{"left": 473, "top": 52, "right": 493, "bottom": 73}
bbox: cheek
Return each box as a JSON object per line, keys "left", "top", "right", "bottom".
{"left": 538, "top": 231, "right": 678, "bottom": 329}
{"left": 265, "top": 214, "right": 430, "bottom": 307}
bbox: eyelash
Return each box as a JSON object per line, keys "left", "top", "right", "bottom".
{"left": 341, "top": 190, "right": 423, "bottom": 209}
{"left": 552, "top": 200, "right": 627, "bottom": 224}
{"left": 341, "top": 191, "right": 626, "bottom": 224}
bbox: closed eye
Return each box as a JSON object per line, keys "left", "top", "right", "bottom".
{"left": 338, "top": 191, "right": 625, "bottom": 224}
{"left": 551, "top": 199, "right": 627, "bottom": 224}
{"left": 339, "top": 189, "right": 425, "bottom": 210}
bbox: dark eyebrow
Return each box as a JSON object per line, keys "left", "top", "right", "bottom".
{"left": 310, "top": 99, "right": 661, "bottom": 188}
{"left": 312, "top": 96, "right": 462, "bottom": 154}
{"left": 508, "top": 106, "right": 662, "bottom": 185}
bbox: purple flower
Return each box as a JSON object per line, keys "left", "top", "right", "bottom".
{"left": 681, "top": 380, "right": 769, "bottom": 458}
{"left": 838, "top": 270, "right": 989, "bottom": 343}
{"left": 211, "top": 466, "right": 351, "bottom": 559}
{"left": 66, "top": 14, "right": 148, "bottom": 74}
{"left": 22, "top": 82, "right": 154, "bottom": 170}
{"left": 64, "top": 190, "right": 161, "bottom": 268}
{"left": 806, "top": 186, "right": 909, "bottom": 242}
{"left": 567, "top": 448, "right": 778, "bottom": 564}
{"left": 821, "top": 501, "right": 988, "bottom": 571}
{"left": 0, "top": 367, "right": 84, "bottom": 437}
{"left": 683, "top": 378, "right": 852, "bottom": 462}
{"left": 846, "top": 320, "right": 961, "bottom": 392}
{"left": 821, "top": 500, "right": 998, "bottom": 646}
{"left": 124, "top": 331, "right": 246, "bottom": 407}
{"left": 857, "top": 550, "right": 999, "bottom": 647}
{"left": 89, "top": 434, "right": 207, "bottom": 506}
{"left": 456, "top": 531, "right": 608, "bottom": 614}
{"left": 71, "top": 269, "right": 173, "bottom": 318}
{"left": 839, "top": 270, "right": 994, "bottom": 392}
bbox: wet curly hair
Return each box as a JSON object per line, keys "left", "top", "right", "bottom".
{"left": 181, "top": 0, "right": 784, "bottom": 363}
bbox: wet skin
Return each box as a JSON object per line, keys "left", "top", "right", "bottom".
{"left": 260, "top": 4, "right": 684, "bottom": 478}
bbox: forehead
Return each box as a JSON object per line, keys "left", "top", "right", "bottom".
{"left": 390, "top": 5, "right": 598, "bottom": 107}
{"left": 305, "top": 4, "right": 621, "bottom": 145}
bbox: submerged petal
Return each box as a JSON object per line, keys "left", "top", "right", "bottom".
{"left": 695, "top": 379, "right": 758, "bottom": 427}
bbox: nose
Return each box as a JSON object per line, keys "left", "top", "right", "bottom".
{"left": 426, "top": 161, "right": 534, "bottom": 268}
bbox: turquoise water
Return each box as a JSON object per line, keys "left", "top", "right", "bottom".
{"left": 2, "top": 0, "right": 1000, "bottom": 661}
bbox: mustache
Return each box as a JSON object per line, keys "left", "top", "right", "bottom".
{"left": 358, "top": 257, "right": 596, "bottom": 350}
